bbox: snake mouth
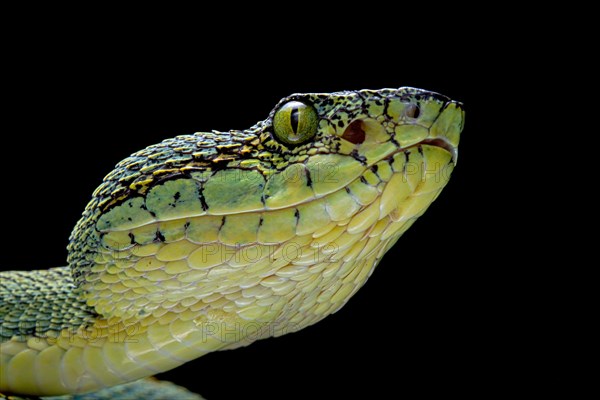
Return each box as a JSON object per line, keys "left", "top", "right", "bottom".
{"left": 410, "top": 137, "right": 458, "bottom": 164}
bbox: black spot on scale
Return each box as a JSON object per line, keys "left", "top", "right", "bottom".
{"left": 128, "top": 232, "right": 135, "bottom": 244}
{"left": 333, "top": 140, "right": 342, "bottom": 152}
{"left": 338, "top": 121, "right": 344, "bottom": 128}
{"left": 305, "top": 168, "right": 313, "bottom": 187}
{"left": 155, "top": 231, "right": 166, "bottom": 243}
{"left": 418, "top": 146, "right": 424, "bottom": 156}
{"left": 259, "top": 216, "right": 264, "bottom": 227}
{"left": 173, "top": 192, "right": 181, "bottom": 201}
{"left": 140, "top": 203, "right": 157, "bottom": 218}
{"left": 294, "top": 209, "right": 300, "bottom": 221}
{"left": 199, "top": 189, "right": 209, "bottom": 211}
{"left": 382, "top": 98, "right": 390, "bottom": 119}
{"left": 360, "top": 176, "right": 368, "bottom": 185}
{"left": 349, "top": 149, "right": 367, "bottom": 165}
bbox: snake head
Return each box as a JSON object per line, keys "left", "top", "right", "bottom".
{"left": 253, "top": 87, "right": 465, "bottom": 211}
{"left": 263, "top": 87, "right": 464, "bottom": 165}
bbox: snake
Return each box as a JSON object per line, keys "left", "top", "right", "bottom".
{"left": 0, "top": 87, "right": 464, "bottom": 399}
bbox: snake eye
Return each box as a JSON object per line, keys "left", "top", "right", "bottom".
{"left": 273, "top": 101, "right": 318, "bottom": 145}
{"left": 405, "top": 104, "right": 420, "bottom": 119}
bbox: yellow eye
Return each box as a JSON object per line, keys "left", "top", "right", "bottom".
{"left": 273, "top": 101, "right": 318, "bottom": 145}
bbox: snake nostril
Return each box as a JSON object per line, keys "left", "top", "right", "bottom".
{"left": 405, "top": 104, "right": 420, "bottom": 119}
{"left": 341, "top": 120, "right": 366, "bottom": 144}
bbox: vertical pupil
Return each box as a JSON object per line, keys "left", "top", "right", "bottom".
{"left": 290, "top": 107, "right": 299, "bottom": 133}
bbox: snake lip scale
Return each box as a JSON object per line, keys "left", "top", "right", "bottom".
{"left": 0, "top": 87, "right": 464, "bottom": 399}
{"left": 417, "top": 138, "right": 458, "bottom": 163}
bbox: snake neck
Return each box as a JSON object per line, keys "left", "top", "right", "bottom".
{"left": 0, "top": 267, "right": 96, "bottom": 342}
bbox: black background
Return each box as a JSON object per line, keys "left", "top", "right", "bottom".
{"left": 2, "top": 43, "right": 506, "bottom": 399}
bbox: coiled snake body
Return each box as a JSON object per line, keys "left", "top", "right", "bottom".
{"left": 0, "top": 87, "right": 464, "bottom": 399}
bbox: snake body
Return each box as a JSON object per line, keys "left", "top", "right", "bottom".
{"left": 0, "top": 87, "right": 464, "bottom": 398}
